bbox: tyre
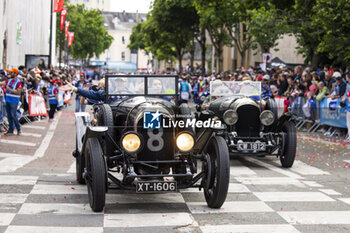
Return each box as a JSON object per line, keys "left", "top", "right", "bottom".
{"left": 203, "top": 136, "right": 230, "bottom": 208}
{"left": 96, "top": 104, "right": 114, "bottom": 157}
{"left": 85, "top": 137, "right": 106, "bottom": 212}
{"left": 280, "top": 121, "right": 297, "bottom": 168}
{"left": 75, "top": 136, "right": 85, "bottom": 184}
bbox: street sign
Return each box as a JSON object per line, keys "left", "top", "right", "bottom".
{"left": 263, "top": 53, "right": 272, "bottom": 63}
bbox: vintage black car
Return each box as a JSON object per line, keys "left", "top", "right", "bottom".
{"left": 73, "top": 75, "right": 230, "bottom": 212}
{"left": 199, "top": 80, "right": 296, "bottom": 168}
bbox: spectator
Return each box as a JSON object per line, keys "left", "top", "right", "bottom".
{"left": 48, "top": 80, "right": 59, "bottom": 122}
{"left": 0, "top": 68, "right": 22, "bottom": 136}
{"left": 331, "top": 76, "right": 346, "bottom": 99}
{"left": 179, "top": 75, "right": 192, "bottom": 104}
{"left": 74, "top": 75, "right": 87, "bottom": 112}
{"left": 316, "top": 82, "right": 328, "bottom": 102}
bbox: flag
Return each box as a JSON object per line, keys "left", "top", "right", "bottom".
{"left": 60, "top": 9, "right": 67, "bottom": 31}
{"left": 53, "top": 0, "right": 64, "bottom": 13}
{"left": 65, "top": 21, "right": 70, "bottom": 38}
{"left": 68, "top": 32, "right": 75, "bottom": 46}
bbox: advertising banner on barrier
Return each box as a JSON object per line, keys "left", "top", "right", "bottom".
{"left": 319, "top": 98, "right": 347, "bottom": 128}
{"left": 274, "top": 96, "right": 287, "bottom": 117}
{"left": 28, "top": 94, "right": 48, "bottom": 116}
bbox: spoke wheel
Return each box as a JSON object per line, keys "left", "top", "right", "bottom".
{"left": 85, "top": 137, "right": 106, "bottom": 212}
{"left": 203, "top": 136, "right": 230, "bottom": 208}
{"left": 280, "top": 121, "right": 297, "bottom": 168}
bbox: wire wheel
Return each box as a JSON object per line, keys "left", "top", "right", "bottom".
{"left": 85, "top": 137, "right": 106, "bottom": 212}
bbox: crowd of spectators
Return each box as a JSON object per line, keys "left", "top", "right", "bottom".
{"left": 179, "top": 64, "right": 350, "bottom": 140}
{"left": 0, "top": 65, "right": 105, "bottom": 134}
{"left": 1, "top": 64, "right": 349, "bottom": 140}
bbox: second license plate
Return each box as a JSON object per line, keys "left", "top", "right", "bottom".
{"left": 237, "top": 142, "right": 266, "bottom": 151}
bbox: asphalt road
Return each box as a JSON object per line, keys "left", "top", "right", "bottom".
{"left": 0, "top": 103, "right": 349, "bottom": 233}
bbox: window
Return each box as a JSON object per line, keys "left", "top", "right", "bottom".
{"left": 122, "top": 36, "right": 125, "bottom": 44}
{"left": 121, "top": 52, "right": 125, "bottom": 61}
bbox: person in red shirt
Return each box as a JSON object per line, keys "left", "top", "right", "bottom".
{"left": 0, "top": 68, "right": 23, "bottom": 135}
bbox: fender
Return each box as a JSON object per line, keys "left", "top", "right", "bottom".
{"left": 276, "top": 112, "right": 293, "bottom": 131}
{"left": 75, "top": 112, "right": 91, "bottom": 153}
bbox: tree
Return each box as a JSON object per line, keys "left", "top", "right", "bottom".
{"left": 313, "top": 0, "right": 350, "bottom": 66}
{"left": 150, "top": 0, "right": 199, "bottom": 72}
{"left": 194, "top": 0, "right": 231, "bottom": 72}
{"left": 56, "top": 4, "right": 113, "bottom": 65}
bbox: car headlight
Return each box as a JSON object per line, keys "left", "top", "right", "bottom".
{"left": 122, "top": 133, "right": 141, "bottom": 153}
{"left": 176, "top": 132, "right": 194, "bottom": 152}
{"left": 260, "top": 110, "right": 275, "bottom": 126}
{"left": 223, "top": 110, "right": 238, "bottom": 125}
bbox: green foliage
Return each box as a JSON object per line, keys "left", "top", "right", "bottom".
{"left": 313, "top": 0, "right": 350, "bottom": 65}
{"left": 56, "top": 4, "right": 113, "bottom": 63}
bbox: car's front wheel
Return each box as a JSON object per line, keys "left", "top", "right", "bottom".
{"left": 85, "top": 137, "right": 106, "bottom": 212}
{"left": 280, "top": 121, "right": 297, "bottom": 168}
{"left": 202, "top": 136, "right": 230, "bottom": 208}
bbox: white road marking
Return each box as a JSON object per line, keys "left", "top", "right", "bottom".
{"left": 319, "top": 189, "right": 341, "bottom": 195}
{"left": 278, "top": 211, "right": 350, "bottom": 224}
{"left": 18, "top": 203, "right": 97, "bottom": 215}
{"left": 343, "top": 160, "right": 350, "bottom": 163}
{"left": 0, "top": 156, "right": 37, "bottom": 173}
{"left": 106, "top": 193, "right": 185, "bottom": 204}
{"left": 0, "top": 175, "right": 38, "bottom": 185}
{"left": 302, "top": 180, "right": 324, "bottom": 187}
{"left": 290, "top": 160, "right": 330, "bottom": 175}
{"left": 187, "top": 201, "right": 274, "bottom": 213}
{"left": 67, "top": 161, "right": 76, "bottom": 173}
{"left": 0, "top": 213, "right": 16, "bottom": 226}
{"left": 230, "top": 160, "right": 257, "bottom": 177}
{"left": 30, "top": 184, "right": 86, "bottom": 195}
{"left": 1, "top": 112, "right": 62, "bottom": 173}
{"left": 0, "top": 194, "right": 28, "bottom": 204}
{"left": 180, "top": 183, "right": 250, "bottom": 193}
{"left": 243, "top": 157, "right": 303, "bottom": 179}
{"left": 0, "top": 152, "right": 29, "bottom": 158}
{"left": 34, "top": 112, "right": 61, "bottom": 158}
{"left": 200, "top": 224, "right": 300, "bottom": 233}
{"left": 104, "top": 213, "right": 197, "bottom": 228}
{"left": 5, "top": 226, "right": 103, "bottom": 233}
{"left": 254, "top": 192, "right": 335, "bottom": 202}
{"left": 20, "top": 132, "right": 42, "bottom": 138}
{"left": 235, "top": 177, "right": 305, "bottom": 187}
{"left": 0, "top": 139, "right": 36, "bottom": 147}
{"left": 22, "top": 125, "right": 45, "bottom": 130}
{"left": 338, "top": 198, "right": 350, "bottom": 205}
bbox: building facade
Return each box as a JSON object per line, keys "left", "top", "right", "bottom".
{"left": 1, "top": 0, "right": 55, "bottom": 69}
{"left": 73, "top": 0, "right": 110, "bottom": 11}
{"left": 96, "top": 11, "right": 151, "bottom": 71}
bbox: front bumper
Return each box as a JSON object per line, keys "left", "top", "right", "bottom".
{"left": 226, "top": 132, "right": 284, "bottom": 156}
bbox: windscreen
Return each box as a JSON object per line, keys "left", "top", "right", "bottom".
{"left": 210, "top": 81, "right": 261, "bottom": 97}
{"left": 147, "top": 77, "right": 176, "bottom": 95}
{"left": 107, "top": 77, "right": 145, "bottom": 95}
{"left": 107, "top": 76, "right": 177, "bottom": 95}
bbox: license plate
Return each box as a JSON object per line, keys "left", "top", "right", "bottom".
{"left": 136, "top": 181, "right": 177, "bottom": 193}
{"left": 237, "top": 142, "right": 266, "bottom": 151}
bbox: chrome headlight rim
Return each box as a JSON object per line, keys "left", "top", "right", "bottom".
{"left": 176, "top": 131, "right": 195, "bottom": 152}
{"left": 121, "top": 131, "right": 143, "bottom": 154}
{"left": 260, "top": 110, "right": 275, "bottom": 126}
{"left": 223, "top": 109, "right": 238, "bottom": 125}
